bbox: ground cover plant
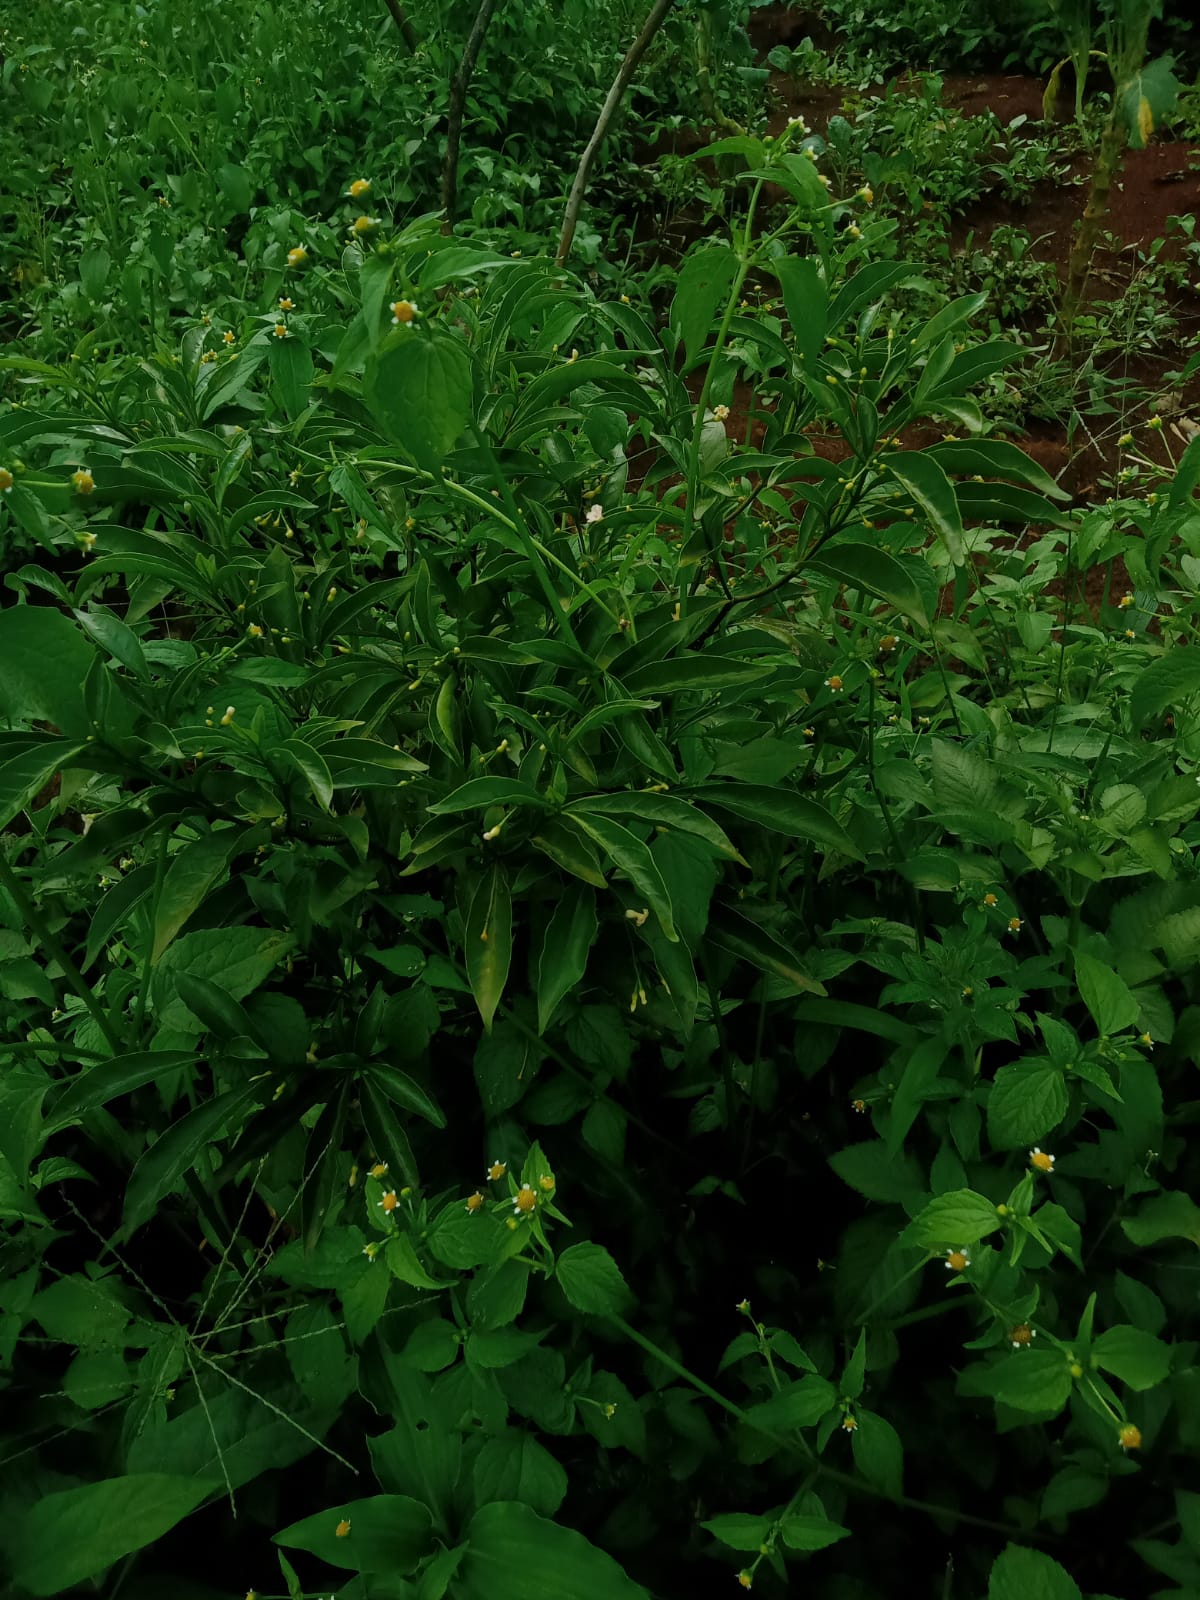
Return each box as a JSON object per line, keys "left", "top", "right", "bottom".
{"left": 2, "top": 3, "right": 1200, "bottom": 1600}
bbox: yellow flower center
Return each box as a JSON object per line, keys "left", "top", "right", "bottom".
{"left": 0, "top": 468, "right": 13, "bottom": 492}
{"left": 71, "top": 470, "right": 95, "bottom": 494}
{"left": 1009, "top": 1324, "right": 1033, "bottom": 1346}
{"left": 946, "top": 1249, "right": 969, "bottom": 1272}
{"left": 465, "top": 1191, "right": 485, "bottom": 1213}
{"left": 335, "top": 1519, "right": 352, "bottom": 1538}
{"left": 391, "top": 299, "right": 417, "bottom": 323}
{"left": 1119, "top": 1423, "right": 1142, "bottom": 1451}
{"left": 487, "top": 1162, "right": 506, "bottom": 1181}
{"left": 1030, "top": 1150, "right": 1054, "bottom": 1172}
{"left": 380, "top": 1190, "right": 398, "bottom": 1212}
{"left": 514, "top": 1185, "right": 537, "bottom": 1214}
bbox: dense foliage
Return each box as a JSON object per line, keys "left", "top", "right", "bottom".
{"left": 2, "top": 4, "right": 1200, "bottom": 1600}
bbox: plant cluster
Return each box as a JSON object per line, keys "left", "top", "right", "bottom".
{"left": 2, "top": 6, "right": 1200, "bottom": 1600}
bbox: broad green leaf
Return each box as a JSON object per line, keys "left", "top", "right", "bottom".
{"left": 1121, "top": 1190, "right": 1200, "bottom": 1249}
{"left": 568, "top": 791, "right": 745, "bottom": 862}
{"left": 556, "top": 1241, "right": 632, "bottom": 1316}
{"left": 281, "top": 737, "right": 334, "bottom": 811}
{"left": 368, "top": 1062, "right": 446, "bottom": 1128}
{"left": 565, "top": 813, "right": 677, "bottom": 942}
{"left": 780, "top": 1515, "right": 851, "bottom": 1551}
{"left": 931, "top": 738, "right": 997, "bottom": 810}
{"left": 1118, "top": 56, "right": 1180, "bottom": 150}
{"left": 465, "top": 867, "right": 513, "bottom": 1032}
{"left": 152, "top": 927, "right": 295, "bottom": 1033}
{"left": 671, "top": 245, "right": 739, "bottom": 366}
{"left": 48, "top": 1051, "right": 195, "bottom": 1127}
{"left": 702, "top": 1513, "right": 771, "bottom": 1551}
{"left": 706, "top": 903, "right": 826, "bottom": 995}
{"left": 772, "top": 253, "right": 827, "bottom": 370}
{"left": 456, "top": 1502, "right": 649, "bottom": 1600}
{"left": 274, "top": 1493, "right": 434, "bottom": 1573}
{"left": 910, "top": 1189, "right": 1002, "bottom": 1249}
{"left": 882, "top": 450, "right": 964, "bottom": 564}
{"left": 1131, "top": 646, "right": 1200, "bottom": 729}
{"left": 386, "top": 1234, "right": 454, "bottom": 1291}
{"left": 989, "top": 1543, "right": 1081, "bottom": 1600}
{"left": 828, "top": 1141, "right": 925, "bottom": 1206}
{"left": 1091, "top": 1324, "right": 1171, "bottom": 1390}
{"left": 745, "top": 1376, "right": 838, "bottom": 1433}
{"left": 620, "top": 656, "right": 771, "bottom": 695}
{"left": 6, "top": 1474, "right": 215, "bottom": 1596}
{"left": 152, "top": 827, "right": 246, "bottom": 962}
{"left": 429, "top": 777, "right": 550, "bottom": 814}
{"left": 535, "top": 883, "right": 597, "bottom": 1033}
{"left": 364, "top": 331, "right": 474, "bottom": 469}
{"left": 73, "top": 605, "right": 148, "bottom": 677}
{"left": 0, "top": 607, "right": 97, "bottom": 735}
{"left": 123, "top": 1085, "right": 256, "bottom": 1234}
{"left": 985, "top": 1349, "right": 1074, "bottom": 1413}
{"left": 0, "top": 737, "right": 85, "bottom": 832}
{"left": 473, "top": 1432, "right": 567, "bottom": 1518}
{"left": 692, "top": 783, "right": 863, "bottom": 858}
{"left": 808, "top": 542, "right": 930, "bottom": 628}
{"left": 987, "top": 1059, "right": 1068, "bottom": 1150}
{"left": 268, "top": 334, "right": 314, "bottom": 418}
{"left": 851, "top": 1409, "right": 904, "bottom": 1498}
{"left": 1074, "top": 952, "right": 1138, "bottom": 1036}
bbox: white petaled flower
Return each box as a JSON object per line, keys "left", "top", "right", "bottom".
{"left": 585, "top": 503, "right": 604, "bottom": 524}
{"left": 944, "top": 1246, "right": 970, "bottom": 1272}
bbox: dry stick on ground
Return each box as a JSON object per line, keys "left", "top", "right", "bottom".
{"left": 382, "top": 0, "right": 419, "bottom": 52}
{"left": 556, "top": 0, "right": 676, "bottom": 268}
{"left": 441, "top": 0, "right": 504, "bottom": 234}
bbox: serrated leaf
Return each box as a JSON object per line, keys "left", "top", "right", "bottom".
{"left": 910, "top": 1189, "right": 1002, "bottom": 1249}
{"left": 987, "top": 1059, "right": 1068, "bottom": 1150}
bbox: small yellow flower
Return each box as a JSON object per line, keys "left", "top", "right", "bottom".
{"left": 513, "top": 1184, "right": 537, "bottom": 1215}
{"left": 851, "top": 1098, "right": 867, "bottom": 1113}
{"left": 1029, "top": 1147, "right": 1054, "bottom": 1173}
{"left": 465, "top": 1190, "right": 485, "bottom": 1213}
{"left": 1124, "top": 629, "right": 1136, "bottom": 640}
{"left": 79, "top": 529, "right": 98, "bottom": 553}
{"left": 378, "top": 1190, "right": 398, "bottom": 1212}
{"left": 803, "top": 726, "right": 815, "bottom": 738}
{"left": 825, "top": 675, "right": 844, "bottom": 692}
{"left": 391, "top": 299, "right": 418, "bottom": 324}
{"left": 841, "top": 1412, "right": 858, "bottom": 1431}
{"left": 273, "top": 323, "right": 289, "bottom": 339}
{"left": 0, "top": 467, "right": 13, "bottom": 493}
{"left": 246, "top": 623, "right": 263, "bottom": 638}
{"left": 487, "top": 1160, "right": 507, "bottom": 1181}
{"left": 370, "top": 1162, "right": 389, "bottom": 1179}
{"left": 857, "top": 185, "right": 874, "bottom": 204}
{"left": 335, "top": 1519, "right": 352, "bottom": 1538}
{"left": 286, "top": 246, "right": 308, "bottom": 267}
{"left": 1008, "top": 917, "right": 1023, "bottom": 933}
{"left": 219, "top": 705, "right": 236, "bottom": 726}
{"left": 538, "top": 1173, "right": 556, "bottom": 1192}
{"left": 1148, "top": 414, "right": 1163, "bottom": 431}
{"left": 1118, "top": 432, "right": 1134, "bottom": 447}
{"left": 1009, "top": 1323, "right": 1036, "bottom": 1348}
{"left": 348, "top": 177, "right": 372, "bottom": 198}
{"left": 962, "top": 985, "right": 973, "bottom": 997}
{"left": 1118, "top": 592, "right": 1134, "bottom": 608}
{"left": 879, "top": 635, "right": 897, "bottom": 652}
{"left": 737, "top": 1573, "right": 753, "bottom": 1590}
{"left": 1118, "top": 1423, "right": 1142, "bottom": 1451}
{"left": 620, "top": 293, "right": 630, "bottom": 304}
{"left": 351, "top": 214, "right": 378, "bottom": 236}
{"left": 278, "top": 296, "right": 295, "bottom": 311}
{"left": 944, "top": 1246, "right": 970, "bottom": 1273}
{"left": 1140, "top": 1032, "right": 1153, "bottom": 1048}
{"left": 223, "top": 330, "right": 236, "bottom": 345}
{"left": 712, "top": 404, "right": 730, "bottom": 421}
{"left": 158, "top": 194, "right": 170, "bottom": 207}
{"left": 71, "top": 468, "right": 95, "bottom": 495}
{"left": 362, "top": 1240, "right": 379, "bottom": 1260}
